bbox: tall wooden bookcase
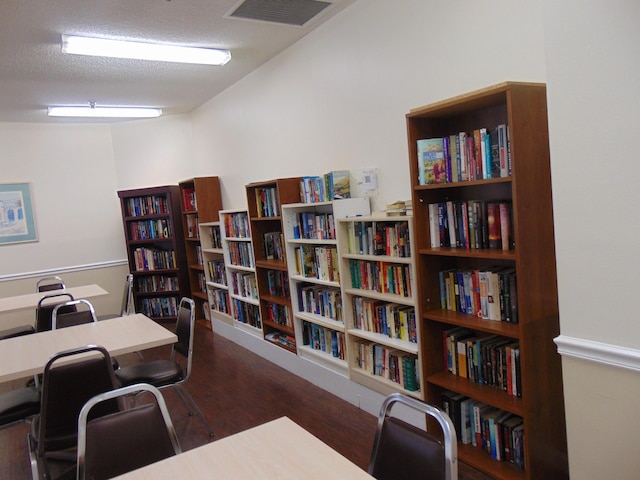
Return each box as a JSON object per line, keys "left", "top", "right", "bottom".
{"left": 408, "top": 82, "right": 568, "bottom": 479}
{"left": 178, "top": 176, "right": 223, "bottom": 323}
{"left": 245, "top": 177, "right": 302, "bottom": 353}
{"left": 117, "top": 186, "right": 189, "bottom": 322}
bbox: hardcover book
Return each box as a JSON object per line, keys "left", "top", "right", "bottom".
{"left": 417, "top": 137, "right": 446, "bottom": 185}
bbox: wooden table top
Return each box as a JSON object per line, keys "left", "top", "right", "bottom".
{"left": 0, "top": 313, "right": 176, "bottom": 383}
{"left": 0, "top": 284, "right": 108, "bottom": 314}
{"left": 112, "top": 416, "right": 374, "bottom": 480}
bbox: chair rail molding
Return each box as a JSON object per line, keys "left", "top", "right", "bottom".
{"left": 554, "top": 335, "right": 640, "bottom": 372}
{"left": 0, "top": 259, "right": 128, "bottom": 283}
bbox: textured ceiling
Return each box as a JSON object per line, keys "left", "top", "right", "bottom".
{"left": 0, "top": 0, "right": 354, "bottom": 123}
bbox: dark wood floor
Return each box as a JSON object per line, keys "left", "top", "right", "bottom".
{"left": 1, "top": 322, "right": 492, "bottom": 479}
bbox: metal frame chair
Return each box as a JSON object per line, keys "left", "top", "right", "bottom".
{"left": 52, "top": 299, "right": 97, "bottom": 329}
{"left": 36, "top": 292, "right": 76, "bottom": 332}
{"left": 368, "top": 393, "right": 458, "bottom": 480}
{"left": 76, "top": 383, "right": 182, "bottom": 480}
{"left": 114, "top": 297, "right": 214, "bottom": 437}
{"left": 28, "top": 345, "right": 122, "bottom": 480}
{"left": 97, "top": 273, "right": 134, "bottom": 321}
{"left": 36, "top": 276, "right": 65, "bottom": 292}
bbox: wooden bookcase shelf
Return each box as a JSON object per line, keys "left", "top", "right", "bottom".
{"left": 219, "top": 209, "right": 261, "bottom": 335}
{"left": 245, "top": 177, "right": 302, "bottom": 353}
{"left": 407, "top": 82, "right": 568, "bottom": 479}
{"left": 179, "top": 176, "right": 222, "bottom": 324}
{"left": 282, "top": 198, "right": 370, "bottom": 375}
{"left": 117, "top": 185, "right": 189, "bottom": 323}
{"left": 337, "top": 214, "right": 423, "bottom": 399}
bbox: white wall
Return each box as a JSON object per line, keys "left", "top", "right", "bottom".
{"left": 191, "top": 0, "right": 547, "bottom": 212}
{"left": 0, "top": 123, "right": 123, "bottom": 276}
{"left": 543, "top": 0, "right": 640, "bottom": 477}
{"left": 110, "top": 113, "right": 196, "bottom": 190}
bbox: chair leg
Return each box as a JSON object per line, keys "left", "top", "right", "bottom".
{"left": 27, "top": 433, "right": 41, "bottom": 480}
{"left": 173, "top": 384, "right": 214, "bottom": 437}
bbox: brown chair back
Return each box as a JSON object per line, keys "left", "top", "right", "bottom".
{"left": 77, "top": 384, "right": 181, "bottom": 480}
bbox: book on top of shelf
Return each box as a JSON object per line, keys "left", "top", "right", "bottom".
{"left": 417, "top": 137, "right": 446, "bottom": 185}
{"left": 329, "top": 170, "right": 351, "bottom": 199}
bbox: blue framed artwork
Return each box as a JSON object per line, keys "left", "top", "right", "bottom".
{"left": 0, "top": 182, "right": 38, "bottom": 245}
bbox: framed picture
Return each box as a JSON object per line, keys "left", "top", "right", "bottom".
{"left": 0, "top": 182, "right": 38, "bottom": 245}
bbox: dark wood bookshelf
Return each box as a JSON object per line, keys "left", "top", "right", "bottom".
{"left": 179, "top": 176, "right": 223, "bottom": 323}
{"left": 408, "top": 82, "right": 568, "bottom": 479}
{"left": 246, "top": 177, "right": 302, "bottom": 353}
{"left": 117, "top": 185, "right": 189, "bottom": 323}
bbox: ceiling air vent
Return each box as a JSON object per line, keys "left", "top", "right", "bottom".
{"left": 228, "top": 0, "right": 333, "bottom": 26}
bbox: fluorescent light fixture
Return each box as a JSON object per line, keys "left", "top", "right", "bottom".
{"left": 48, "top": 106, "right": 162, "bottom": 118}
{"left": 61, "top": 34, "right": 231, "bottom": 66}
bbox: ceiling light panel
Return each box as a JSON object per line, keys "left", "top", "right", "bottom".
{"left": 61, "top": 35, "right": 231, "bottom": 66}
{"left": 48, "top": 106, "right": 162, "bottom": 118}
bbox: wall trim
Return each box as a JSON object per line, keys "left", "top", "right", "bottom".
{"left": 554, "top": 335, "right": 640, "bottom": 372}
{"left": 0, "top": 259, "right": 128, "bottom": 283}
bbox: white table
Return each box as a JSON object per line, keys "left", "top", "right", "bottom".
{"left": 0, "top": 284, "right": 108, "bottom": 314}
{"left": 0, "top": 313, "right": 176, "bottom": 383}
{"left": 112, "top": 416, "right": 374, "bottom": 480}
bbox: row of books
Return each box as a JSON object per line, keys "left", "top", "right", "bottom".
{"left": 230, "top": 271, "right": 258, "bottom": 300}
{"left": 294, "top": 245, "right": 340, "bottom": 282}
{"left": 428, "top": 200, "right": 513, "bottom": 251}
{"left": 129, "top": 219, "right": 171, "bottom": 241}
{"left": 439, "top": 267, "right": 518, "bottom": 323}
{"left": 352, "top": 296, "right": 417, "bottom": 343}
{"left": 263, "top": 232, "right": 285, "bottom": 261}
{"left": 299, "top": 170, "right": 350, "bottom": 203}
{"left": 207, "top": 260, "right": 226, "bottom": 285}
{"left": 181, "top": 187, "right": 196, "bottom": 212}
{"left": 233, "top": 299, "right": 261, "bottom": 328}
{"left": 353, "top": 342, "right": 420, "bottom": 392}
{"left": 195, "top": 245, "right": 203, "bottom": 266}
{"left": 133, "top": 247, "right": 177, "bottom": 271}
{"left": 266, "top": 269, "right": 289, "bottom": 297}
{"left": 297, "top": 284, "right": 343, "bottom": 322}
{"left": 265, "top": 302, "right": 292, "bottom": 327}
{"left": 207, "top": 224, "right": 223, "bottom": 249}
{"left": 255, "top": 187, "right": 280, "bottom": 218}
{"left": 348, "top": 259, "right": 412, "bottom": 298}
{"left": 224, "top": 211, "right": 250, "bottom": 238}
{"left": 292, "top": 211, "right": 336, "bottom": 240}
{"left": 125, "top": 195, "right": 170, "bottom": 218}
{"left": 198, "top": 272, "right": 207, "bottom": 294}
{"left": 345, "top": 220, "right": 411, "bottom": 258}
{"left": 265, "top": 331, "right": 296, "bottom": 349}
{"left": 185, "top": 214, "right": 199, "bottom": 239}
{"left": 209, "top": 288, "right": 230, "bottom": 315}
{"left": 135, "top": 274, "right": 179, "bottom": 293}
{"left": 228, "top": 241, "right": 255, "bottom": 268}
{"left": 441, "top": 391, "right": 524, "bottom": 469}
{"left": 444, "top": 327, "right": 521, "bottom": 397}
{"left": 302, "top": 320, "right": 346, "bottom": 360}
{"left": 417, "top": 124, "right": 510, "bottom": 185}
{"left": 138, "top": 296, "right": 179, "bottom": 318}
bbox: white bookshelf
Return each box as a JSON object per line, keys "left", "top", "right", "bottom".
{"left": 336, "top": 214, "right": 424, "bottom": 399}
{"left": 282, "top": 198, "right": 370, "bottom": 375}
{"left": 219, "top": 209, "right": 262, "bottom": 336}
